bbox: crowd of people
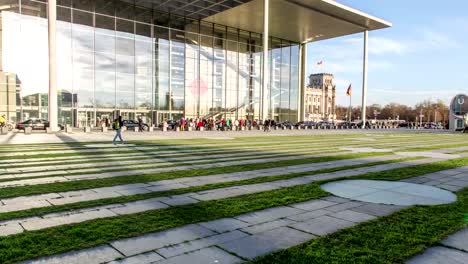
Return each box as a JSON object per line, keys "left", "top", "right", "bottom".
{"left": 164, "top": 118, "right": 278, "bottom": 132}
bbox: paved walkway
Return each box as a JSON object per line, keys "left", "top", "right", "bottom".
{"left": 406, "top": 228, "right": 468, "bottom": 264}
{"left": 18, "top": 164, "right": 468, "bottom": 264}
{"left": 20, "top": 195, "right": 405, "bottom": 264}
{"left": 1, "top": 133, "right": 467, "bottom": 264}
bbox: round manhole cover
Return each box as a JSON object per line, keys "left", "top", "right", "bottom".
{"left": 321, "top": 180, "right": 457, "bottom": 206}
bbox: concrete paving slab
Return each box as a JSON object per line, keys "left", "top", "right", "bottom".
{"left": 406, "top": 246, "right": 468, "bottom": 264}
{"left": 199, "top": 218, "right": 251, "bottom": 233}
{"left": 289, "top": 215, "right": 355, "bottom": 236}
{"left": 240, "top": 219, "right": 296, "bottom": 234}
{"left": 235, "top": 206, "right": 305, "bottom": 224}
{"left": 289, "top": 200, "right": 337, "bottom": 211}
{"left": 19, "top": 245, "right": 123, "bottom": 264}
{"left": 441, "top": 228, "right": 468, "bottom": 252}
{"left": 156, "top": 246, "right": 242, "bottom": 264}
{"left": 220, "top": 227, "right": 314, "bottom": 260}
{"left": 107, "top": 252, "right": 164, "bottom": 264}
{"left": 156, "top": 230, "right": 248, "bottom": 258}
{"left": 110, "top": 224, "right": 216, "bottom": 256}
{"left": 329, "top": 210, "right": 376, "bottom": 223}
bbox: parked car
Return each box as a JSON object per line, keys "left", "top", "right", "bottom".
{"left": 277, "top": 121, "right": 294, "bottom": 128}
{"left": 16, "top": 119, "right": 64, "bottom": 130}
{"left": 339, "top": 121, "right": 358, "bottom": 128}
{"left": 317, "top": 121, "right": 334, "bottom": 129}
{"left": 123, "top": 120, "right": 149, "bottom": 131}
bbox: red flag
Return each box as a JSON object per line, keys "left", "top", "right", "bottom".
{"left": 346, "top": 84, "right": 352, "bottom": 96}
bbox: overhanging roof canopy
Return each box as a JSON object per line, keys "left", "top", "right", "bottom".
{"left": 201, "top": 0, "right": 392, "bottom": 43}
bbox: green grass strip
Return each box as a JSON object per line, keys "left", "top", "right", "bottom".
{"left": 249, "top": 190, "right": 467, "bottom": 264}
{"left": 0, "top": 152, "right": 388, "bottom": 199}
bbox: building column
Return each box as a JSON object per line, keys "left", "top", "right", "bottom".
{"left": 361, "top": 30, "right": 369, "bottom": 127}
{"left": 261, "top": 0, "right": 269, "bottom": 121}
{"left": 299, "top": 43, "right": 307, "bottom": 121}
{"left": 48, "top": 0, "right": 58, "bottom": 131}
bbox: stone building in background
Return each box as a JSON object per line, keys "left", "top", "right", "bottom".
{"left": 304, "top": 73, "right": 336, "bottom": 121}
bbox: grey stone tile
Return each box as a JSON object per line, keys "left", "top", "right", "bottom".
{"left": 321, "top": 196, "right": 350, "bottom": 203}
{"left": 156, "top": 246, "right": 242, "bottom": 264}
{"left": 354, "top": 190, "right": 447, "bottom": 206}
{"left": 286, "top": 209, "right": 330, "bottom": 222}
{"left": 156, "top": 230, "right": 248, "bottom": 258}
{"left": 240, "top": 219, "right": 296, "bottom": 234}
{"left": 110, "top": 224, "right": 216, "bottom": 256}
{"left": 392, "top": 184, "right": 457, "bottom": 201}
{"left": 0, "top": 200, "right": 52, "bottom": 213}
{"left": 406, "top": 246, "right": 468, "bottom": 264}
{"left": 145, "top": 183, "right": 189, "bottom": 192}
{"left": 349, "top": 203, "right": 403, "bottom": 217}
{"left": 437, "top": 184, "right": 465, "bottom": 192}
{"left": 19, "top": 245, "right": 123, "bottom": 264}
{"left": 107, "top": 252, "right": 163, "bottom": 264}
{"left": 441, "top": 228, "right": 468, "bottom": 252}
{"left": 220, "top": 227, "right": 314, "bottom": 260}
{"left": 329, "top": 210, "right": 376, "bottom": 223}
{"left": 268, "top": 177, "right": 314, "bottom": 187}
{"left": 289, "top": 215, "right": 355, "bottom": 236}
{"left": 22, "top": 209, "right": 118, "bottom": 231}
{"left": 290, "top": 200, "right": 337, "bottom": 211}
{"left": 323, "top": 201, "right": 364, "bottom": 212}
{"left": 199, "top": 218, "right": 250, "bottom": 233}
{"left": 161, "top": 195, "right": 199, "bottom": 206}
{"left": 445, "top": 180, "right": 468, "bottom": 188}
{"left": 0, "top": 222, "right": 24, "bottom": 236}
{"left": 110, "top": 200, "right": 169, "bottom": 215}
{"left": 235, "top": 206, "right": 305, "bottom": 224}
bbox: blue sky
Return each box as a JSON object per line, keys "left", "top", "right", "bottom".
{"left": 306, "top": 0, "right": 468, "bottom": 107}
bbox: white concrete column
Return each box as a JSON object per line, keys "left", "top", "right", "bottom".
{"left": 261, "top": 0, "right": 269, "bottom": 120}
{"left": 48, "top": 0, "right": 58, "bottom": 131}
{"left": 299, "top": 43, "right": 307, "bottom": 121}
{"left": 361, "top": 30, "right": 369, "bottom": 127}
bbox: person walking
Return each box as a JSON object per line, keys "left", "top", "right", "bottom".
{"left": 138, "top": 117, "right": 144, "bottom": 132}
{"left": 180, "top": 117, "right": 186, "bottom": 131}
{"left": 0, "top": 114, "right": 5, "bottom": 127}
{"left": 112, "top": 116, "right": 124, "bottom": 145}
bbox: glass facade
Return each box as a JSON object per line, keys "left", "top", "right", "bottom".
{"left": 0, "top": 0, "right": 300, "bottom": 127}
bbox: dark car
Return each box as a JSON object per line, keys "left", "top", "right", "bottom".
{"left": 16, "top": 119, "right": 64, "bottom": 130}
{"left": 277, "top": 121, "right": 294, "bottom": 128}
{"left": 317, "top": 121, "right": 334, "bottom": 129}
{"left": 123, "top": 120, "right": 149, "bottom": 131}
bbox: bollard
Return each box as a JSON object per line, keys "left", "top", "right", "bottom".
{"left": 200, "top": 127, "right": 204, "bottom": 131}
{"left": 25, "top": 127, "right": 32, "bottom": 135}
{"left": 163, "top": 127, "right": 167, "bottom": 132}
{"left": 176, "top": 127, "right": 180, "bottom": 132}
{"left": 188, "top": 127, "right": 192, "bottom": 131}
{"left": 149, "top": 126, "right": 154, "bottom": 132}
{"left": 290, "top": 126, "right": 294, "bottom": 130}
{"left": 121, "top": 126, "right": 127, "bottom": 132}
{"left": 134, "top": 127, "right": 139, "bottom": 132}
{"left": 1, "top": 126, "right": 8, "bottom": 135}
{"left": 282, "top": 126, "right": 286, "bottom": 130}
{"left": 297, "top": 126, "right": 301, "bottom": 130}
{"left": 46, "top": 127, "right": 53, "bottom": 134}
{"left": 84, "top": 127, "right": 91, "bottom": 133}
{"left": 258, "top": 125, "right": 263, "bottom": 131}
{"left": 241, "top": 126, "right": 245, "bottom": 131}
{"left": 65, "top": 125, "right": 73, "bottom": 133}
{"left": 304, "top": 126, "right": 308, "bottom": 130}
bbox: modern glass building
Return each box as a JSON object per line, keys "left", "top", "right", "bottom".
{"left": 0, "top": 0, "right": 391, "bottom": 129}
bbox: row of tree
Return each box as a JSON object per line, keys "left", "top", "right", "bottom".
{"left": 336, "top": 100, "right": 449, "bottom": 123}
